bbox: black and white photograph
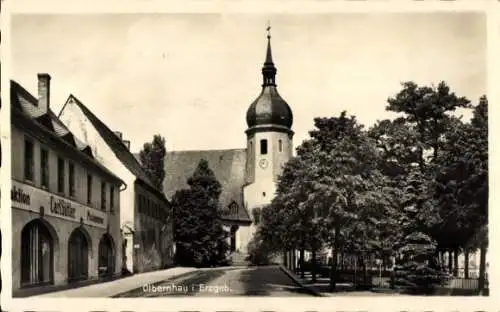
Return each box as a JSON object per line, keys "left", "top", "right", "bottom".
{"left": 0, "top": 4, "right": 494, "bottom": 310}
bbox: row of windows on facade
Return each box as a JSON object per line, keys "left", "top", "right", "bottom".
{"left": 137, "top": 194, "right": 168, "bottom": 221}
{"left": 23, "top": 139, "right": 115, "bottom": 212}
{"left": 251, "top": 139, "right": 283, "bottom": 155}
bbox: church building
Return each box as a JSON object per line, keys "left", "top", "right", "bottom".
{"left": 163, "top": 30, "right": 294, "bottom": 263}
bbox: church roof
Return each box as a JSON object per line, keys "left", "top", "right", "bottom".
{"left": 162, "top": 148, "right": 252, "bottom": 223}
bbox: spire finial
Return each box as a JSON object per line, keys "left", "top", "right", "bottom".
{"left": 262, "top": 22, "right": 276, "bottom": 87}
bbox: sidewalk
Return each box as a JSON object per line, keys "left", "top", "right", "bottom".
{"left": 280, "top": 266, "right": 404, "bottom": 297}
{"left": 31, "top": 267, "right": 199, "bottom": 298}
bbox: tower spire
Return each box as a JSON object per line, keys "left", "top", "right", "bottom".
{"left": 262, "top": 22, "right": 277, "bottom": 87}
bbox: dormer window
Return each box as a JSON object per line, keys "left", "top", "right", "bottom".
{"left": 260, "top": 139, "right": 268, "bottom": 155}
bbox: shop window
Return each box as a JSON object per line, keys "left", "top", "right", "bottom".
{"left": 69, "top": 163, "right": 75, "bottom": 197}
{"left": 20, "top": 219, "right": 54, "bottom": 286}
{"left": 101, "top": 182, "right": 106, "bottom": 211}
{"left": 98, "top": 234, "right": 115, "bottom": 277}
{"left": 68, "top": 228, "right": 89, "bottom": 282}
{"left": 87, "top": 174, "right": 93, "bottom": 205}
{"left": 57, "top": 157, "right": 65, "bottom": 194}
{"left": 260, "top": 139, "right": 268, "bottom": 155}
{"left": 24, "top": 139, "right": 34, "bottom": 181}
{"left": 40, "top": 148, "right": 49, "bottom": 188}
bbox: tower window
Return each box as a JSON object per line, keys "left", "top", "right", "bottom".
{"left": 279, "top": 139, "right": 283, "bottom": 152}
{"left": 260, "top": 139, "right": 268, "bottom": 155}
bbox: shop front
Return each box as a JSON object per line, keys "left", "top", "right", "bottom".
{"left": 11, "top": 180, "right": 120, "bottom": 292}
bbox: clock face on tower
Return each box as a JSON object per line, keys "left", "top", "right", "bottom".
{"left": 259, "top": 158, "right": 269, "bottom": 169}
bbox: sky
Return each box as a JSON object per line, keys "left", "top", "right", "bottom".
{"left": 11, "top": 13, "right": 486, "bottom": 154}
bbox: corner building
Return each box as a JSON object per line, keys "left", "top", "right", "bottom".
{"left": 10, "top": 74, "right": 124, "bottom": 293}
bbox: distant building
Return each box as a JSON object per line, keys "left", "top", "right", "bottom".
{"left": 10, "top": 74, "right": 124, "bottom": 293}
{"left": 59, "top": 94, "right": 175, "bottom": 274}
{"left": 161, "top": 31, "right": 294, "bottom": 263}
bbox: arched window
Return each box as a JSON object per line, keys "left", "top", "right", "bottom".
{"left": 68, "top": 228, "right": 89, "bottom": 282}
{"left": 21, "top": 219, "right": 54, "bottom": 286}
{"left": 279, "top": 139, "right": 283, "bottom": 152}
{"left": 98, "top": 234, "right": 115, "bottom": 277}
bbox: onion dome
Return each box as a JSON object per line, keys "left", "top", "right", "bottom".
{"left": 246, "top": 27, "right": 293, "bottom": 129}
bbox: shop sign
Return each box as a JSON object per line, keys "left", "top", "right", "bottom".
{"left": 11, "top": 180, "right": 108, "bottom": 229}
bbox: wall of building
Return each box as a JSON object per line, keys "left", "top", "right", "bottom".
{"left": 10, "top": 126, "right": 122, "bottom": 292}
{"left": 133, "top": 183, "right": 174, "bottom": 272}
{"left": 59, "top": 100, "right": 139, "bottom": 273}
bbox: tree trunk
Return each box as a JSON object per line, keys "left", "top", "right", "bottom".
{"left": 478, "top": 241, "right": 487, "bottom": 295}
{"left": 448, "top": 250, "right": 453, "bottom": 273}
{"left": 311, "top": 248, "right": 317, "bottom": 283}
{"left": 362, "top": 254, "right": 368, "bottom": 285}
{"left": 340, "top": 249, "right": 345, "bottom": 271}
{"left": 329, "top": 246, "right": 338, "bottom": 292}
{"left": 464, "top": 249, "right": 469, "bottom": 279}
{"left": 300, "top": 248, "right": 305, "bottom": 278}
{"left": 292, "top": 250, "right": 296, "bottom": 272}
{"left": 330, "top": 222, "right": 341, "bottom": 292}
{"left": 453, "top": 249, "right": 459, "bottom": 277}
{"left": 358, "top": 255, "right": 366, "bottom": 287}
{"left": 283, "top": 250, "right": 288, "bottom": 267}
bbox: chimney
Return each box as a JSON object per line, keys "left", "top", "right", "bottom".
{"left": 123, "top": 140, "right": 130, "bottom": 150}
{"left": 114, "top": 131, "right": 123, "bottom": 140}
{"left": 37, "top": 73, "right": 51, "bottom": 113}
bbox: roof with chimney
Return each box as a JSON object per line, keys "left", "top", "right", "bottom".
{"left": 59, "top": 94, "right": 169, "bottom": 204}
{"left": 134, "top": 149, "right": 252, "bottom": 224}
{"left": 10, "top": 79, "right": 124, "bottom": 185}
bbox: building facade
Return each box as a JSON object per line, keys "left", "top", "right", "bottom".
{"left": 58, "top": 95, "right": 175, "bottom": 274}
{"left": 162, "top": 31, "right": 294, "bottom": 262}
{"left": 10, "top": 74, "right": 124, "bottom": 293}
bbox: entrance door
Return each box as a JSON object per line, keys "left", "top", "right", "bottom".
{"left": 230, "top": 225, "right": 238, "bottom": 252}
{"left": 68, "top": 228, "right": 89, "bottom": 282}
{"left": 20, "top": 220, "right": 54, "bottom": 286}
{"left": 98, "top": 235, "right": 115, "bottom": 277}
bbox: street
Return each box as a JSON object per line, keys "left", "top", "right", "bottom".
{"left": 114, "top": 265, "right": 314, "bottom": 297}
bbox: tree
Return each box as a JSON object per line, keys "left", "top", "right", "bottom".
{"left": 172, "top": 159, "right": 229, "bottom": 267}
{"left": 139, "top": 135, "right": 167, "bottom": 190}
{"left": 368, "top": 81, "right": 471, "bottom": 292}
{"left": 258, "top": 141, "right": 328, "bottom": 279}
{"left": 304, "top": 112, "right": 401, "bottom": 290}
{"left": 435, "top": 96, "right": 488, "bottom": 291}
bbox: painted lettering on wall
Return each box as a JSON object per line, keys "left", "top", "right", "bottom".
{"left": 11, "top": 187, "right": 31, "bottom": 205}
{"left": 50, "top": 196, "right": 76, "bottom": 218}
{"left": 87, "top": 211, "right": 104, "bottom": 224}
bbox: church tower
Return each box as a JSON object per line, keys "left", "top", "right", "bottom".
{"left": 241, "top": 26, "right": 294, "bottom": 252}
